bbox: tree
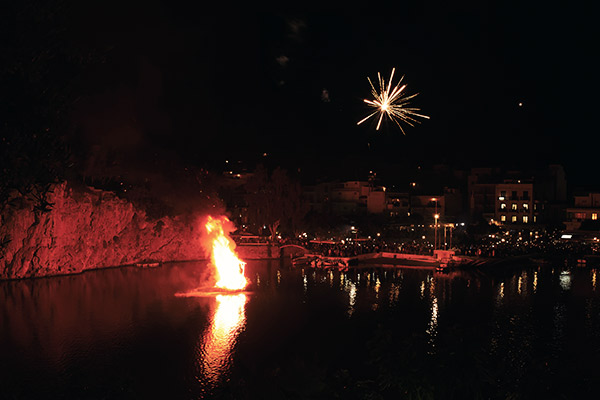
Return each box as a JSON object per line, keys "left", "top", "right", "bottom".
{"left": 244, "top": 165, "right": 308, "bottom": 240}
{"left": 0, "top": 0, "right": 108, "bottom": 207}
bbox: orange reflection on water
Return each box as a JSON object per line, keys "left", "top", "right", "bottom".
{"left": 199, "top": 293, "right": 247, "bottom": 384}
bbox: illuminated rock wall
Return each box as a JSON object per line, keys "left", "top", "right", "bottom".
{"left": 0, "top": 182, "right": 207, "bottom": 280}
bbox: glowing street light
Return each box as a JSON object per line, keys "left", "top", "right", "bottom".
{"left": 431, "top": 197, "right": 439, "bottom": 251}
{"left": 434, "top": 213, "right": 439, "bottom": 250}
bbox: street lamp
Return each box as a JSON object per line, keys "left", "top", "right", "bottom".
{"left": 434, "top": 213, "right": 439, "bottom": 250}
{"left": 431, "top": 197, "right": 439, "bottom": 251}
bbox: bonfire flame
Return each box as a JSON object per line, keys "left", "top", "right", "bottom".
{"left": 204, "top": 216, "right": 248, "bottom": 291}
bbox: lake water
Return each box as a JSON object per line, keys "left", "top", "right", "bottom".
{"left": 1, "top": 260, "right": 600, "bottom": 399}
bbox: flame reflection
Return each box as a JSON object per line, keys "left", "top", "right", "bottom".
{"left": 198, "top": 293, "right": 247, "bottom": 384}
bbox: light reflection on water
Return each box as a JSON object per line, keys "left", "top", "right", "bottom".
{"left": 426, "top": 295, "right": 439, "bottom": 353}
{"left": 388, "top": 282, "right": 399, "bottom": 305}
{"left": 425, "top": 275, "right": 439, "bottom": 353}
{"left": 560, "top": 270, "right": 572, "bottom": 291}
{"left": 345, "top": 279, "right": 357, "bottom": 317}
{"left": 2, "top": 260, "right": 600, "bottom": 398}
{"left": 497, "top": 282, "right": 505, "bottom": 304}
{"left": 197, "top": 293, "right": 247, "bottom": 385}
{"left": 518, "top": 274, "right": 523, "bottom": 295}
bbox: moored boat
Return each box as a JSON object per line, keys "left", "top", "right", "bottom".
{"left": 135, "top": 260, "right": 162, "bottom": 268}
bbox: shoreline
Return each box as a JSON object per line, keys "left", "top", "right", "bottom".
{"left": 2, "top": 250, "right": 597, "bottom": 282}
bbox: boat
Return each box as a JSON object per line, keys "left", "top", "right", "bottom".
{"left": 435, "top": 260, "right": 455, "bottom": 273}
{"left": 318, "top": 257, "right": 350, "bottom": 271}
{"left": 135, "top": 260, "right": 162, "bottom": 268}
{"left": 292, "top": 254, "right": 320, "bottom": 267}
{"left": 292, "top": 254, "right": 349, "bottom": 271}
{"left": 356, "top": 252, "right": 442, "bottom": 269}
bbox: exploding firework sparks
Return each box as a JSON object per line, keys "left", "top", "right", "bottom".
{"left": 357, "top": 68, "right": 429, "bottom": 133}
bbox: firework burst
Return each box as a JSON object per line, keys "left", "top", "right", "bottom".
{"left": 357, "top": 68, "right": 429, "bottom": 133}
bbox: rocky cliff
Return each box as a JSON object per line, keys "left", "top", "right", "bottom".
{"left": 0, "top": 182, "right": 209, "bottom": 280}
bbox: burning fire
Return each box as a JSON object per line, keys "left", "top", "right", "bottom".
{"left": 204, "top": 216, "right": 248, "bottom": 291}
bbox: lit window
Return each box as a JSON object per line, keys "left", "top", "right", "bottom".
{"left": 523, "top": 215, "right": 528, "bottom": 223}
{"left": 523, "top": 203, "right": 529, "bottom": 211}
{"left": 533, "top": 215, "right": 537, "bottom": 222}
{"left": 593, "top": 213, "right": 598, "bottom": 220}
{"left": 511, "top": 203, "right": 518, "bottom": 211}
{"left": 501, "top": 203, "right": 507, "bottom": 209}
{"left": 575, "top": 212, "right": 587, "bottom": 219}
{"left": 501, "top": 215, "right": 506, "bottom": 222}
{"left": 511, "top": 215, "right": 517, "bottom": 223}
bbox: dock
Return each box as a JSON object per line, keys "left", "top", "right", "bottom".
{"left": 292, "top": 250, "right": 467, "bottom": 271}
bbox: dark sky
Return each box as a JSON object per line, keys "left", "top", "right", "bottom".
{"left": 5, "top": 1, "right": 599, "bottom": 185}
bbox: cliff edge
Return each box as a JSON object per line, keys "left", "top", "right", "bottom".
{"left": 0, "top": 182, "right": 207, "bottom": 279}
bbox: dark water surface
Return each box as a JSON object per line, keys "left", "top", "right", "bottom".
{"left": 2, "top": 260, "right": 600, "bottom": 399}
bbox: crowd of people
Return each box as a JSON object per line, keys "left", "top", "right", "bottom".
{"left": 279, "top": 227, "right": 599, "bottom": 260}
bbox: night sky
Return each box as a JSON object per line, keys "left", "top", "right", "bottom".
{"left": 3, "top": 1, "right": 599, "bottom": 185}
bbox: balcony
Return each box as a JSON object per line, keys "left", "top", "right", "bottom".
{"left": 503, "top": 195, "right": 530, "bottom": 201}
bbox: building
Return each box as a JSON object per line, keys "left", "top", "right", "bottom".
{"left": 494, "top": 180, "right": 536, "bottom": 225}
{"left": 443, "top": 186, "right": 464, "bottom": 222}
{"left": 329, "top": 181, "right": 369, "bottom": 215}
{"left": 564, "top": 192, "right": 600, "bottom": 231}
{"left": 304, "top": 179, "right": 443, "bottom": 222}
{"left": 386, "top": 190, "right": 410, "bottom": 218}
{"left": 468, "top": 167, "right": 501, "bottom": 222}
{"left": 468, "top": 165, "right": 567, "bottom": 227}
{"left": 367, "top": 186, "right": 386, "bottom": 214}
{"left": 304, "top": 180, "right": 385, "bottom": 216}
{"left": 410, "top": 195, "right": 444, "bottom": 224}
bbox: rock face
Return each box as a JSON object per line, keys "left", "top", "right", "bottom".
{"left": 0, "top": 182, "right": 208, "bottom": 280}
